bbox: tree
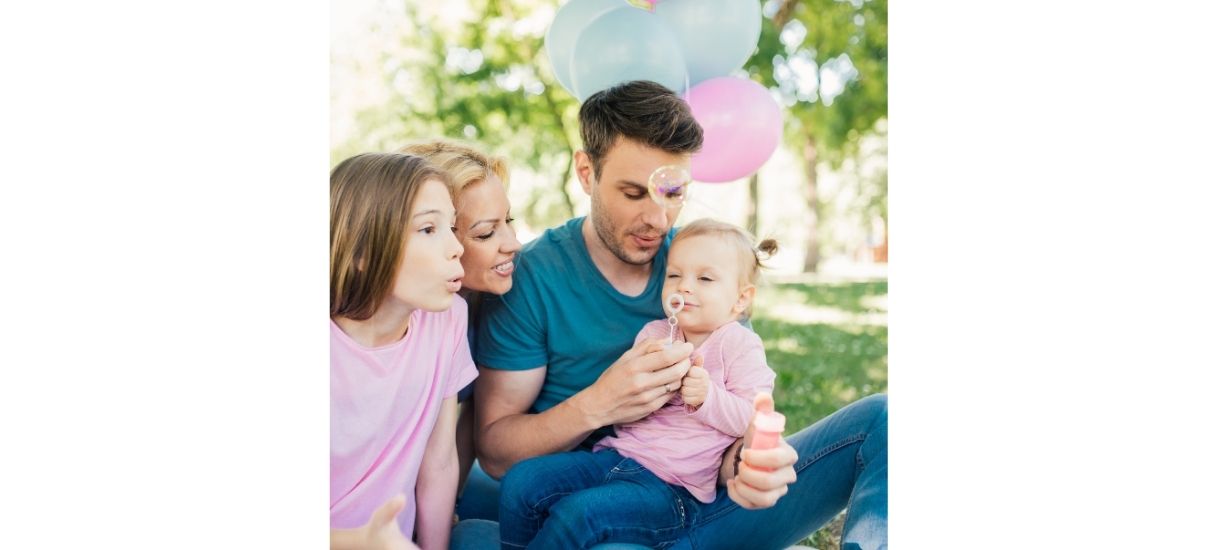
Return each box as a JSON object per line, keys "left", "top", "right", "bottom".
{"left": 335, "top": 0, "right": 582, "bottom": 229}
{"left": 743, "top": 0, "right": 888, "bottom": 272}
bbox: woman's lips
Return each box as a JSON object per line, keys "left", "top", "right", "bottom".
{"left": 492, "top": 260, "right": 514, "bottom": 277}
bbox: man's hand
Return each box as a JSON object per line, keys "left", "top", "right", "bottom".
{"left": 574, "top": 338, "right": 693, "bottom": 428}
{"left": 725, "top": 394, "right": 799, "bottom": 510}
{"left": 679, "top": 353, "right": 709, "bottom": 409}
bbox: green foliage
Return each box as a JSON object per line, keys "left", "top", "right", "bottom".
{"left": 753, "top": 279, "right": 887, "bottom": 548}
{"left": 336, "top": 0, "right": 583, "bottom": 228}
{"left": 744, "top": 0, "right": 888, "bottom": 167}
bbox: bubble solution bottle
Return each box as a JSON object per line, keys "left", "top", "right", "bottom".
{"left": 749, "top": 410, "right": 786, "bottom": 451}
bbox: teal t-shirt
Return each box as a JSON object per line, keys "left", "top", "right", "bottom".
{"left": 475, "top": 216, "right": 675, "bottom": 419}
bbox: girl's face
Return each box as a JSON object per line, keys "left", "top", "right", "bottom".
{"left": 389, "top": 178, "right": 466, "bottom": 312}
{"left": 662, "top": 234, "right": 754, "bottom": 334}
{"left": 454, "top": 175, "right": 521, "bottom": 296}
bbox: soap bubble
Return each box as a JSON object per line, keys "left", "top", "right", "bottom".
{"left": 647, "top": 164, "right": 691, "bottom": 208}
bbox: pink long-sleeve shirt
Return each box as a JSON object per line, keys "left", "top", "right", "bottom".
{"left": 595, "top": 319, "right": 776, "bottom": 502}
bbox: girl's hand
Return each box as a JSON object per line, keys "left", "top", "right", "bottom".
{"left": 363, "top": 494, "right": 417, "bottom": 550}
{"left": 680, "top": 353, "right": 709, "bottom": 409}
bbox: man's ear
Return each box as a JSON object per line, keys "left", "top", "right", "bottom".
{"left": 734, "top": 284, "right": 756, "bottom": 315}
{"left": 574, "top": 150, "right": 594, "bottom": 195}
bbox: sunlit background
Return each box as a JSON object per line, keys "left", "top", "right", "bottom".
{"left": 332, "top": 1, "right": 887, "bottom": 545}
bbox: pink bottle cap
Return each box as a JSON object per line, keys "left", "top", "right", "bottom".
{"left": 754, "top": 410, "right": 786, "bottom": 433}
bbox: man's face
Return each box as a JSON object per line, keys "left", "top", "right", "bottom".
{"left": 579, "top": 138, "right": 687, "bottom": 266}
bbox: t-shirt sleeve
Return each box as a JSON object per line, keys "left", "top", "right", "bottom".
{"left": 474, "top": 267, "right": 549, "bottom": 371}
{"left": 445, "top": 297, "right": 478, "bottom": 397}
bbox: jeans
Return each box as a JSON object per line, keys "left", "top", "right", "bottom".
{"left": 499, "top": 450, "right": 701, "bottom": 549}
{"left": 452, "top": 394, "right": 887, "bottom": 550}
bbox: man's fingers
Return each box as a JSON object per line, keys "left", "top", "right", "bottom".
{"left": 727, "top": 478, "right": 784, "bottom": 510}
{"left": 646, "top": 390, "right": 671, "bottom": 411}
{"left": 740, "top": 445, "right": 799, "bottom": 473}
{"left": 625, "top": 338, "right": 668, "bottom": 360}
{"left": 644, "top": 358, "right": 690, "bottom": 388}
{"left": 633, "top": 341, "right": 692, "bottom": 372}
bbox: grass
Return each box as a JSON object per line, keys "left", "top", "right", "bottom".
{"left": 752, "top": 279, "right": 888, "bottom": 549}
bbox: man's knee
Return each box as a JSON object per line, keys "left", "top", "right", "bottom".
{"left": 857, "top": 393, "right": 887, "bottom": 422}
{"left": 499, "top": 456, "right": 548, "bottom": 510}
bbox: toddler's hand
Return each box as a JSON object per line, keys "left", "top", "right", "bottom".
{"left": 680, "top": 353, "right": 709, "bottom": 409}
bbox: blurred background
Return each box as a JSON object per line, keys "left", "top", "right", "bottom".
{"left": 332, "top": 1, "right": 886, "bottom": 545}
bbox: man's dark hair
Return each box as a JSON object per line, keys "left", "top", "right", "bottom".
{"left": 578, "top": 80, "right": 703, "bottom": 178}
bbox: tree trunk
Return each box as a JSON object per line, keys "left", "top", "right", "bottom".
{"left": 802, "top": 135, "right": 821, "bottom": 273}
{"left": 746, "top": 172, "right": 760, "bottom": 236}
{"left": 557, "top": 152, "right": 574, "bottom": 219}
{"left": 773, "top": 0, "right": 799, "bottom": 27}
{"left": 538, "top": 71, "right": 576, "bottom": 219}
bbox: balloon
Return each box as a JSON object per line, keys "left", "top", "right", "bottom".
{"left": 569, "top": 6, "right": 689, "bottom": 102}
{"left": 545, "top": 0, "right": 625, "bottom": 97}
{"left": 687, "top": 77, "right": 782, "bottom": 183}
{"left": 655, "top": 0, "right": 761, "bottom": 86}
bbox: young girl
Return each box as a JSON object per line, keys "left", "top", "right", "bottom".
{"left": 329, "top": 152, "right": 477, "bottom": 550}
{"left": 399, "top": 139, "right": 523, "bottom": 521}
{"left": 498, "top": 218, "right": 779, "bottom": 549}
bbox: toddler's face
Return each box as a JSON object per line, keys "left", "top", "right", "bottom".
{"left": 662, "top": 234, "right": 750, "bottom": 334}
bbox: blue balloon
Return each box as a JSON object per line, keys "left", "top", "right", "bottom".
{"left": 655, "top": 0, "right": 762, "bottom": 86}
{"left": 544, "top": 0, "right": 624, "bottom": 97}
{"left": 569, "top": 6, "right": 689, "bottom": 101}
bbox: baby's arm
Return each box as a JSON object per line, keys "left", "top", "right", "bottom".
{"left": 688, "top": 329, "right": 776, "bottom": 437}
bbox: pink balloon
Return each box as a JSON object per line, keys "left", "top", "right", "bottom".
{"left": 686, "top": 77, "right": 782, "bottom": 183}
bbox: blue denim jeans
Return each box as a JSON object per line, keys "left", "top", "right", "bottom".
{"left": 453, "top": 394, "right": 887, "bottom": 550}
{"left": 498, "top": 449, "right": 701, "bottom": 549}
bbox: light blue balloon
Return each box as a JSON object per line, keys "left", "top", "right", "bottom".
{"left": 545, "top": 0, "right": 625, "bottom": 97}
{"left": 570, "top": 6, "right": 689, "bottom": 102}
{"left": 655, "top": 0, "right": 762, "bottom": 86}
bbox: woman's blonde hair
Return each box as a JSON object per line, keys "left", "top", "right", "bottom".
{"left": 330, "top": 152, "right": 451, "bottom": 321}
{"left": 670, "top": 218, "right": 778, "bottom": 317}
{"left": 398, "top": 140, "right": 509, "bottom": 197}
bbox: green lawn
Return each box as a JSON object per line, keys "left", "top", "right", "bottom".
{"left": 751, "top": 279, "right": 888, "bottom": 548}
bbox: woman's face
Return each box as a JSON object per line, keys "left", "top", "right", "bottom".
{"left": 454, "top": 175, "right": 521, "bottom": 295}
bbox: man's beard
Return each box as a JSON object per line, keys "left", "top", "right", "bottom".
{"left": 590, "top": 197, "right": 658, "bottom": 266}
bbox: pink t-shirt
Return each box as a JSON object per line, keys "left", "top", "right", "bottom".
{"left": 595, "top": 320, "right": 776, "bottom": 503}
{"left": 330, "top": 296, "right": 478, "bottom": 540}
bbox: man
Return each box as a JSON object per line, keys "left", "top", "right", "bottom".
{"left": 473, "top": 80, "right": 887, "bottom": 549}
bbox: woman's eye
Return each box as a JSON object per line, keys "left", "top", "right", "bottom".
{"left": 505, "top": 217, "right": 515, "bottom": 224}
{"left": 475, "top": 232, "right": 495, "bottom": 241}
